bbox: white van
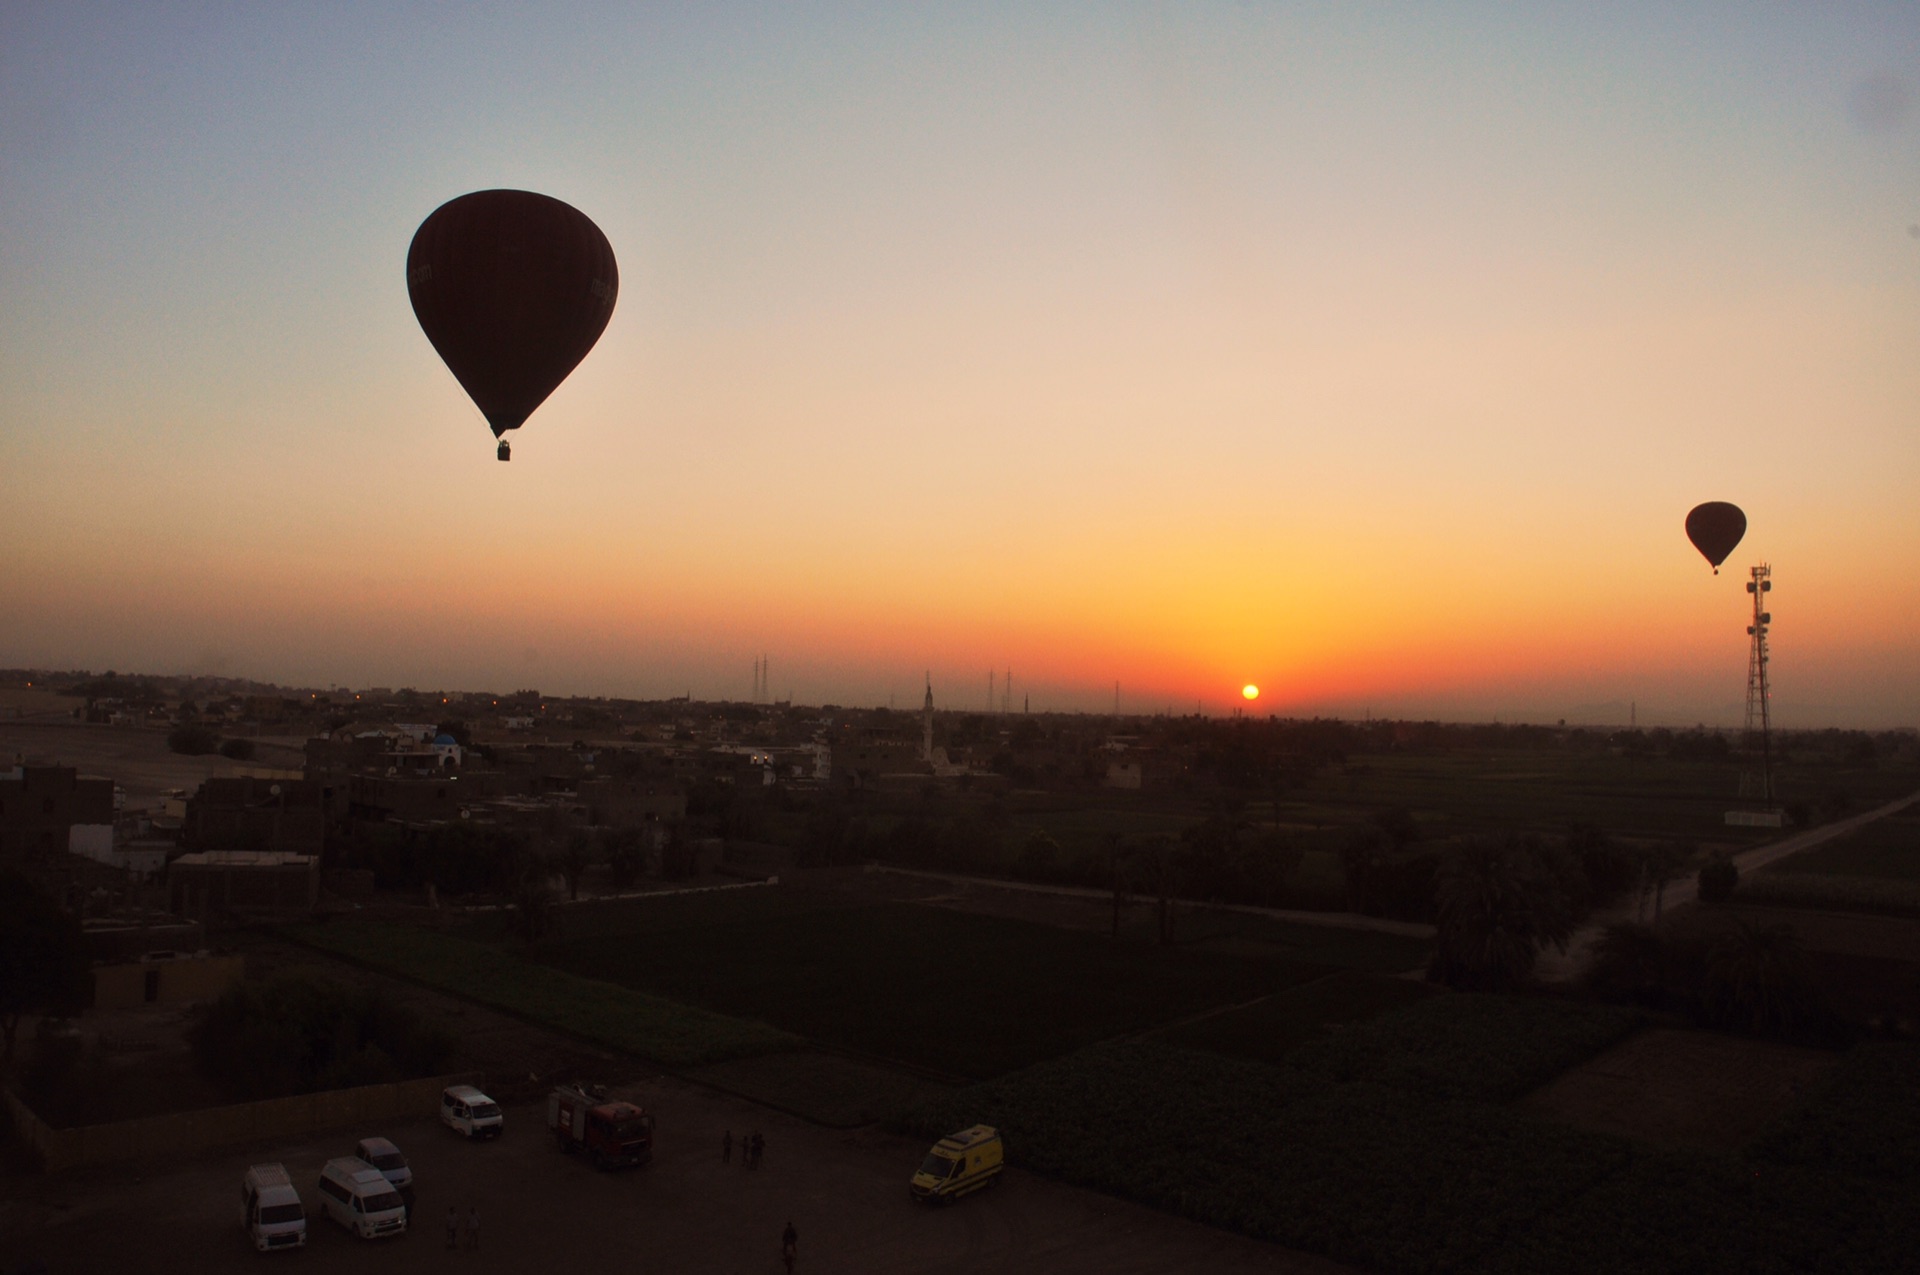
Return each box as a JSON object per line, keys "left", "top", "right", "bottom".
{"left": 440, "top": 1083, "right": 504, "bottom": 1139}
{"left": 356, "top": 1136, "right": 412, "bottom": 1189}
{"left": 241, "top": 1163, "right": 307, "bottom": 1252}
{"left": 316, "top": 1157, "right": 408, "bottom": 1239}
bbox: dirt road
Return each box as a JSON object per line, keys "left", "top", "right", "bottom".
{"left": 1, "top": 1079, "right": 1355, "bottom": 1275}
{"left": 1535, "top": 787, "right": 1920, "bottom": 982}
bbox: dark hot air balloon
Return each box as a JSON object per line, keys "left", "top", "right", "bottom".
{"left": 1685, "top": 501, "right": 1746, "bottom": 574}
{"left": 407, "top": 190, "right": 618, "bottom": 461}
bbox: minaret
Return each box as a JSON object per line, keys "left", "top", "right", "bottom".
{"left": 922, "top": 673, "right": 935, "bottom": 762}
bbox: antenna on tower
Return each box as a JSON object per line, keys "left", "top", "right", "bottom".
{"left": 1739, "top": 564, "right": 1776, "bottom": 808}
{"left": 988, "top": 669, "right": 995, "bottom": 713}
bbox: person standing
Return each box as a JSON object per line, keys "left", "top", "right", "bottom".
{"left": 722, "top": 1129, "right": 733, "bottom": 1165}
{"left": 445, "top": 1206, "right": 459, "bottom": 1250}
{"left": 782, "top": 1220, "right": 798, "bottom": 1273}
{"left": 752, "top": 1131, "right": 765, "bottom": 1169}
{"left": 466, "top": 1203, "right": 481, "bottom": 1251}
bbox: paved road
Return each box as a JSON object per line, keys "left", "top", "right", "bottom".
{"left": 1535, "top": 787, "right": 1920, "bottom": 982}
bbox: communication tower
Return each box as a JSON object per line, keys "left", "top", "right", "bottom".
{"left": 1739, "top": 564, "right": 1775, "bottom": 805}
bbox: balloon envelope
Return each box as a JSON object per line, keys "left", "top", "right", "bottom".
{"left": 407, "top": 190, "right": 618, "bottom": 439}
{"left": 1685, "top": 501, "right": 1746, "bottom": 572}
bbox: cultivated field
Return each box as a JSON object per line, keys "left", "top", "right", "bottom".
{"left": 1767, "top": 805, "right": 1920, "bottom": 881}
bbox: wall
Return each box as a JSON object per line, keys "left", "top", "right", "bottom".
{"left": 2, "top": 1071, "right": 482, "bottom": 1174}
{"left": 92, "top": 953, "right": 246, "bottom": 1011}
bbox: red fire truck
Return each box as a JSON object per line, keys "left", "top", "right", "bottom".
{"left": 546, "top": 1085, "right": 655, "bottom": 1170}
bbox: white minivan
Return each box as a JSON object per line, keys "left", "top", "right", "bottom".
{"left": 440, "top": 1084, "right": 504, "bottom": 1139}
{"left": 316, "top": 1157, "right": 408, "bottom": 1239}
{"left": 356, "top": 1136, "right": 413, "bottom": 1189}
{"left": 241, "top": 1163, "right": 307, "bottom": 1252}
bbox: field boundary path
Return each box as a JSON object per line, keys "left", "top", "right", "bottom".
{"left": 1536, "top": 786, "right": 1920, "bottom": 982}
{"left": 865, "top": 863, "right": 1435, "bottom": 938}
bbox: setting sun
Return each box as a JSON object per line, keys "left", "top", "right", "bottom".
{"left": 1242, "top": 685, "right": 1259, "bottom": 701}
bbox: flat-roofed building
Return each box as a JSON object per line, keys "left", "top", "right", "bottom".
{"left": 169, "top": 850, "right": 319, "bottom": 921}
{"left": 0, "top": 763, "right": 115, "bottom": 872}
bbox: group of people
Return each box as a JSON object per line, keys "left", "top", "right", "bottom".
{"left": 721, "top": 1128, "right": 766, "bottom": 1169}
{"left": 722, "top": 1132, "right": 794, "bottom": 1267}
{"left": 443, "top": 1203, "right": 481, "bottom": 1251}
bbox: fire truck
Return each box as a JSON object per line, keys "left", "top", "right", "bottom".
{"left": 546, "top": 1084, "right": 655, "bottom": 1170}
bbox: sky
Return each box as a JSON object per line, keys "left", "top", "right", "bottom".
{"left": 2, "top": 2, "right": 1916, "bottom": 726}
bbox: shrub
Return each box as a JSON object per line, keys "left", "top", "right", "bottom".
{"left": 217, "top": 737, "right": 255, "bottom": 760}
{"left": 1586, "top": 923, "right": 1692, "bottom": 1008}
{"left": 1697, "top": 853, "right": 1739, "bottom": 903}
{"left": 188, "top": 973, "right": 457, "bottom": 1100}
{"left": 166, "top": 723, "right": 220, "bottom": 755}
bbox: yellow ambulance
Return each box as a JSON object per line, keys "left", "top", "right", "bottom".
{"left": 909, "top": 1125, "right": 1004, "bottom": 1204}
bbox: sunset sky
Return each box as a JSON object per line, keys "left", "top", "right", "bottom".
{"left": 3, "top": 3, "right": 1916, "bottom": 725}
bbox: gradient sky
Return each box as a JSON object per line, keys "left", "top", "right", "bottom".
{"left": 3, "top": 3, "right": 1916, "bottom": 725}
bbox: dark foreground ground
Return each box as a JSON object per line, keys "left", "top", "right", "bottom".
{"left": 0, "top": 1077, "right": 1355, "bottom": 1275}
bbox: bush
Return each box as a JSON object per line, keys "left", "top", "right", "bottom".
{"left": 1587, "top": 916, "right": 1845, "bottom": 1044}
{"left": 217, "top": 737, "right": 255, "bottom": 760}
{"left": 166, "top": 723, "right": 220, "bottom": 755}
{"left": 1697, "top": 854, "right": 1739, "bottom": 903}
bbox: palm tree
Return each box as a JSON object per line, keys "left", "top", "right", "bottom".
{"left": 1429, "top": 835, "right": 1573, "bottom": 990}
{"left": 1705, "top": 920, "right": 1804, "bottom": 1035}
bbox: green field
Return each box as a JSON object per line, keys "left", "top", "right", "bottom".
{"left": 1160, "top": 972, "right": 1438, "bottom": 1065}
{"left": 526, "top": 898, "right": 1359, "bottom": 1077}
{"left": 896, "top": 1034, "right": 1919, "bottom": 1275}
{"left": 1770, "top": 809, "right": 1920, "bottom": 881}
{"left": 1276, "top": 750, "right": 1916, "bottom": 844}
{"left": 284, "top": 921, "right": 798, "bottom": 1067}
{"left": 1283, "top": 992, "right": 1647, "bottom": 1101}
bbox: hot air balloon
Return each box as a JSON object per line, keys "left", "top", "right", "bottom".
{"left": 407, "top": 190, "right": 618, "bottom": 461}
{"left": 1685, "top": 501, "right": 1746, "bottom": 574}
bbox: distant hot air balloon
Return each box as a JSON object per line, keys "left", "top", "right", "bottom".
{"left": 407, "top": 190, "right": 618, "bottom": 461}
{"left": 1685, "top": 501, "right": 1746, "bottom": 574}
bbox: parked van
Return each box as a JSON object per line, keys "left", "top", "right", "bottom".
{"left": 316, "top": 1157, "right": 408, "bottom": 1239}
{"left": 356, "top": 1136, "right": 412, "bottom": 1189}
{"left": 909, "top": 1125, "right": 1004, "bottom": 1204}
{"left": 241, "top": 1163, "right": 307, "bottom": 1252}
{"left": 440, "top": 1084, "right": 504, "bottom": 1139}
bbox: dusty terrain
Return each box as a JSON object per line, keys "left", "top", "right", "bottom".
{"left": 0, "top": 720, "right": 306, "bottom": 807}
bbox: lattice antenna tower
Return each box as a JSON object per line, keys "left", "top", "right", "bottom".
{"left": 1740, "top": 564, "right": 1775, "bottom": 804}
